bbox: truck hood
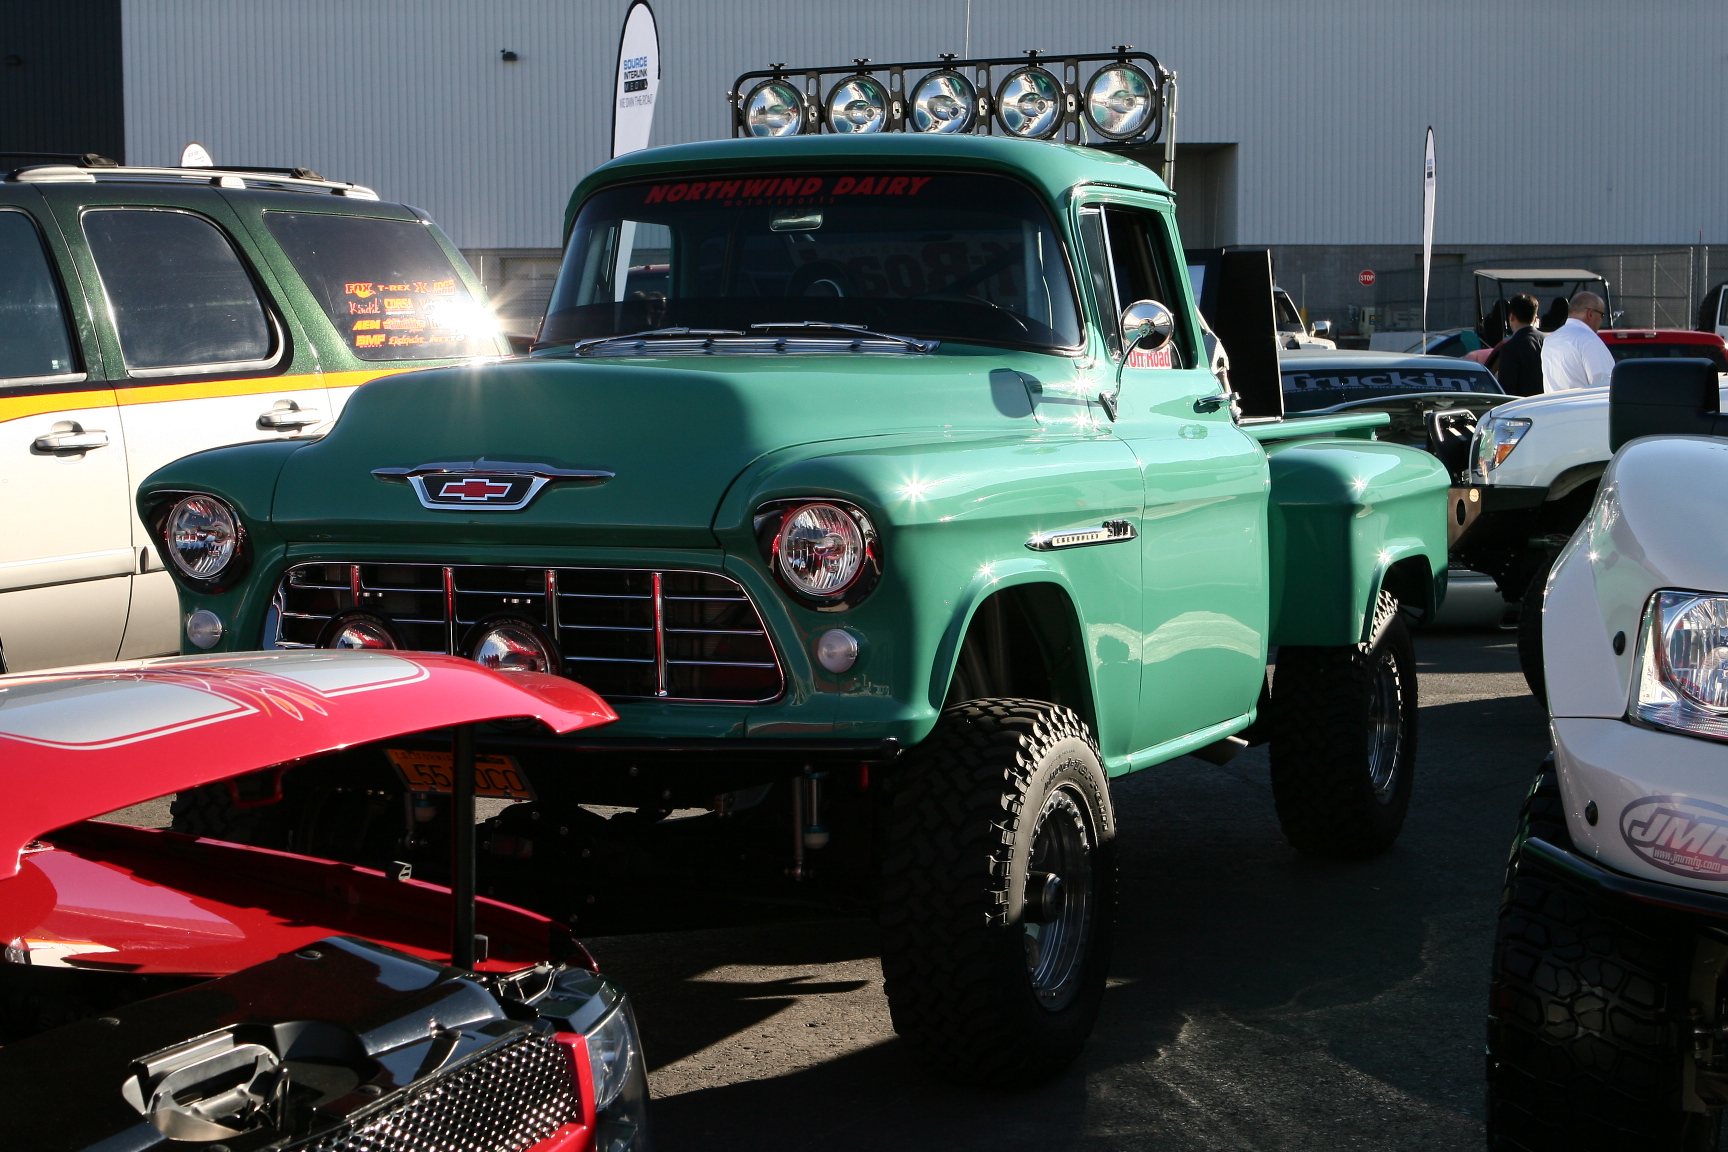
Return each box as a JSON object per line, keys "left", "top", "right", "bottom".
{"left": 1484, "top": 384, "right": 1612, "bottom": 420}
{"left": 272, "top": 352, "right": 1059, "bottom": 545}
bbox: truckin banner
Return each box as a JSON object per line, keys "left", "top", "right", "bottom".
{"left": 612, "top": 0, "right": 660, "bottom": 158}
{"left": 1421, "top": 127, "right": 1435, "bottom": 343}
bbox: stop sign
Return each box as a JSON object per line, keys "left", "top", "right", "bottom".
{"left": 1358, "top": 269, "right": 1376, "bottom": 287}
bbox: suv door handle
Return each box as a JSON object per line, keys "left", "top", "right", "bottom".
{"left": 257, "top": 404, "right": 322, "bottom": 430}
{"left": 33, "top": 426, "right": 110, "bottom": 452}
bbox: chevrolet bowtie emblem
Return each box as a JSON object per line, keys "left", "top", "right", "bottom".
{"left": 371, "top": 458, "right": 613, "bottom": 512}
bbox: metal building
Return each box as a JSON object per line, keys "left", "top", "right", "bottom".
{"left": 9, "top": 0, "right": 1726, "bottom": 335}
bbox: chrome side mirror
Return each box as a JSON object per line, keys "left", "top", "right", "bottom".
{"left": 1310, "top": 319, "right": 1333, "bottom": 338}
{"left": 1119, "top": 299, "right": 1175, "bottom": 356}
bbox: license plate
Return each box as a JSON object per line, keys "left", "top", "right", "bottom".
{"left": 385, "top": 749, "right": 534, "bottom": 800}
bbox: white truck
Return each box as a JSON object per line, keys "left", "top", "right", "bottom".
{"left": 1486, "top": 357, "right": 1728, "bottom": 1151}
{"left": 1450, "top": 330, "right": 1728, "bottom": 698}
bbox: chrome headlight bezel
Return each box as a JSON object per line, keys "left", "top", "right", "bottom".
{"left": 1631, "top": 590, "right": 1728, "bottom": 742}
{"left": 1470, "top": 415, "right": 1532, "bottom": 483}
{"left": 150, "top": 491, "right": 251, "bottom": 593}
{"left": 754, "top": 498, "right": 882, "bottom": 611}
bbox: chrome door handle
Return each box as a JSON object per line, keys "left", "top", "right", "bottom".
{"left": 33, "top": 427, "right": 109, "bottom": 452}
{"left": 258, "top": 405, "right": 321, "bottom": 430}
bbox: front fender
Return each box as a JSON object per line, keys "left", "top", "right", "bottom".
{"left": 1264, "top": 438, "right": 1449, "bottom": 646}
{"left": 714, "top": 430, "right": 1142, "bottom": 753}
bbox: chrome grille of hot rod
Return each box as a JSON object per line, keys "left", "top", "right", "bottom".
{"left": 274, "top": 562, "right": 783, "bottom": 702}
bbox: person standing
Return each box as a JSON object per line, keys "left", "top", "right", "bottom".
{"left": 1540, "top": 291, "right": 1615, "bottom": 391}
{"left": 1488, "top": 293, "right": 1545, "bottom": 396}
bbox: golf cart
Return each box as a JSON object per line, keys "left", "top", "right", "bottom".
{"left": 1474, "top": 268, "right": 1615, "bottom": 345}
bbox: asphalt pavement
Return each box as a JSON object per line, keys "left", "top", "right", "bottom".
{"left": 587, "top": 629, "right": 1549, "bottom": 1151}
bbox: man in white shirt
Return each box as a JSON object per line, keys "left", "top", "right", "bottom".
{"left": 1540, "top": 291, "right": 1615, "bottom": 391}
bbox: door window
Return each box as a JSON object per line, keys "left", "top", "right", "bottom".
{"left": 0, "top": 210, "right": 80, "bottom": 382}
{"left": 263, "top": 211, "right": 501, "bottom": 361}
{"left": 83, "top": 209, "right": 275, "bottom": 374}
{"left": 1102, "top": 208, "right": 1185, "bottom": 368}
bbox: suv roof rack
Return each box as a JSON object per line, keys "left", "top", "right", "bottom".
{"left": 3, "top": 158, "right": 378, "bottom": 200}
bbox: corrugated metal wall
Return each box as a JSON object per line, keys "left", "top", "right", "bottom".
{"left": 123, "top": 0, "right": 1728, "bottom": 250}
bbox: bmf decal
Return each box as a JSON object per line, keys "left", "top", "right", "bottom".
{"left": 1620, "top": 795, "right": 1728, "bottom": 880}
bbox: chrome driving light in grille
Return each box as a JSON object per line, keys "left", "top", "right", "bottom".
{"left": 275, "top": 563, "right": 782, "bottom": 703}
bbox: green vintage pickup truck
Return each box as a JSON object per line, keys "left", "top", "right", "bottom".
{"left": 140, "top": 78, "right": 1449, "bottom": 1085}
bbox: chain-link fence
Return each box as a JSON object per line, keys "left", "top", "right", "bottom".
{"left": 1370, "top": 247, "right": 1725, "bottom": 334}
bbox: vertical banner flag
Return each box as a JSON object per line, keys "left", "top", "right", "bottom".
{"left": 1421, "top": 127, "right": 1436, "bottom": 344}
{"left": 612, "top": 1, "right": 660, "bottom": 158}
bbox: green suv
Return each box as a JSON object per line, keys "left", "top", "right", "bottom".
{"left": 140, "top": 125, "right": 1449, "bottom": 1084}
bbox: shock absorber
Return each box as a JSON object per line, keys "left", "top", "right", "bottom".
{"left": 788, "top": 767, "right": 828, "bottom": 881}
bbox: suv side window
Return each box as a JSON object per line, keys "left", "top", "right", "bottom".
{"left": 83, "top": 209, "right": 275, "bottom": 374}
{"left": 0, "top": 210, "right": 80, "bottom": 382}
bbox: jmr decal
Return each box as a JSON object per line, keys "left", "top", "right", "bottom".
{"left": 1620, "top": 795, "right": 1728, "bottom": 880}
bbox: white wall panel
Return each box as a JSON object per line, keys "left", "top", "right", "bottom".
{"left": 124, "top": 1, "right": 1728, "bottom": 249}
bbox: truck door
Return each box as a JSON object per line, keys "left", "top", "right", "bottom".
{"left": 0, "top": 202, "right": 133, "bottom": 671}
{"left": 1077, "top": 203, "right": 1269, "bottom": 752}
{"left": 48, "top": 191, "right": 327, "bottom": 658}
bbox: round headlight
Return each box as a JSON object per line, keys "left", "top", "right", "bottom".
{"left": 825, "top": 74, "right": 889, "bottom": 134}
{"left": 318, "top": 611, "right": 400, "bottom": 651}
{"left": 1661, "top": 594, "right": 1728, "bottom": 710}
{"left": 467, "top": 616, "right": 558, "bottom": 674}
{"left": 995, "top": 66, "right": 1063, "bottom": 139}
{"left": 744, "top": 79, "right": 805, "bottom": 137}
{"left": 776, "top": 503, "right": 864, "bottom": 597}
{"left": 909, "top": 69, "right": 977, "bottom": 133}
{"left": 165, "top": 494, "right": 239, "bottom": 581}
{"left": 1082, "top": 64, "right": 1158, "bottom": 140}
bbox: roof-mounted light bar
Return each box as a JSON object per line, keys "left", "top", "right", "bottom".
{"left": 730, "top": 47, "right": 1175, "bottom": 151}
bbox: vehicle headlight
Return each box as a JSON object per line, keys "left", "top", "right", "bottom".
{"left": 1633, "top": 591, "right": 1728, "bottom": 740}
{"left": 1471, "top": 416, "right": 1531, "bottom": 481}
{"left": 1083, "top": 64, "right": 1158, "bottom": 139}
{"left": 165, "top": 494, "right": 240, "bottom": 580}
{"left": 825, "top": 74, "right": 889, "bottom": 134}
{"left": 776, "top": 503, "right": 866, "bottom": 597}
{"left": 317, "top": 610, "right": 401, "bottom": 651}
{"left": 994, "top": 66, "right": 1063, "bottom": 139}
{"left": 464, "top": 616, "right": 559, "bottom": 674}
{"left": 909, "top": 69, "right": 977, "bottom": 133}
{"left": 744, "top": 79, "right": 805, "bottom": 136}
{"left": 584, "top": 998, "right": 640, "bottom": 1112}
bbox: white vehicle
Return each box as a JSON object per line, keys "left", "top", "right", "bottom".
{"left": 1451, "top": 330, "right": 1728, "bottom": 697}
{"left": 1272, "top": 286, "right": 1335, "bottom": 348}
{"left": 1487, "top": 358, "right": 1728, "bottom": 1150}
{"left": 0, "top": 155, "right": 505, "bottom": 673}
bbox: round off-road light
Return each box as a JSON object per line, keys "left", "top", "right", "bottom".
{"left": 185, "top": 609, "right": 224, "bottom": 650}
{"left": 776, "top": 503, "right": 865, "bottom": 597}
{"left": 1083, "top": 64, "right": 1157, "bottom": 140}
{"left": 995, "top": 66, "right": 1063, "bottom": 139}
{"left": 909, "top": 69, "right": 977, "bottom": 133}
{"left": 815, "top": 628, "right": 859, "bottom": 673}
{"left": 467, "top": 616, "right": 558, "bottom": 675}
{"left": 165, "top": 494, "right": 239, "bottom": 581}
{"left": 317, "top": 611, "right": 401, "bottom": 651}
{"left": 744, "top": 79, "right": 805, "bottom": 137}
{"left": 825, "top": 74, "right": 890, "bottom": 134}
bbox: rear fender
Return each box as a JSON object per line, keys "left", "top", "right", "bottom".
{"left": 1265, "top": 438, "right": 1449, "bottom": 645}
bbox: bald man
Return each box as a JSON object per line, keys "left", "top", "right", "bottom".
{"left": 1540, "top": 291, "right": 1616, "bottom": 391}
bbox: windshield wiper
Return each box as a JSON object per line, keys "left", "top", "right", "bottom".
{"left": 554, "top": 328, "right": 745, "bottom": 354}
{"left": 749, "top": 321, "right": 935, "bottom": 353}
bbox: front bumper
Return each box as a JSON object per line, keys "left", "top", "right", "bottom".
{"left": 1446, "top": 482, "right": 1544, "bottom": 557}
{"left": 1554, "top": 715, "right": 1728, "bottom": 897}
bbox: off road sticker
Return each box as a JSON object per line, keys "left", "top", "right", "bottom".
{"left": 1620, "top": 795, "right": 1728, "bottom": 879}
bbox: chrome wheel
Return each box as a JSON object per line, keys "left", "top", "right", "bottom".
{"left": 1367, "top": 648, "right": 1405, "bottom": 801}
{"left": 1023, "top": 782, "right": 1095, "bottom": 1010}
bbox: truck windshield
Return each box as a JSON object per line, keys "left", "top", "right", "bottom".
{"left": 540, "top": 172, "right": 1082, "bottom": 352}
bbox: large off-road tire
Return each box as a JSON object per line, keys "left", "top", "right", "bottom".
{"left": 880, "top": 699, "right": 1116, "bottom": 1087}
{"left": 1487, "top": 768, "right": 1721, "bottom": 1151}
{"left": 1517, "top": 557, "right": 1555, "bottom": 706}
{"left": 1269, "top": 590, "right": 1419, "bottom": 860}
{"left": 169, "top": 781, "right": 272, "bottom": 844}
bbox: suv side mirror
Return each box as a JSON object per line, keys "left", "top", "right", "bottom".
{"left": 1120, "top": 299, "right": 1175, "bottom": 355}
{"left": 1310, "top": 319, "right": 1332, "bottom": 338}
{"left": 1608, "top": 358, "right": 1728, "bottom": 452}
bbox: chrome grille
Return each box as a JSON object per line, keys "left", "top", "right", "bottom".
{"left": 292, "top": 1032, "right": 578, "bottom": 1152}
{"left": 275, "top": 562, "right": 783, "bottom": 702}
